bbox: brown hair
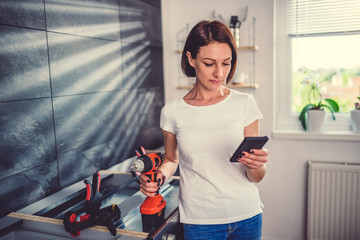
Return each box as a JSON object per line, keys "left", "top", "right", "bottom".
{"left": 181, "top": 20, "right": 237, "bottom": 84}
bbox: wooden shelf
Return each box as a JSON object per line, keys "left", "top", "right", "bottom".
{"left": 237, "top": 45, "right": 259, "bottom": 51}
{"left": 176, "top": 86, "right": 193, "bottom": 90}
{"left": 229, "top": 83, "right": 259, "bottom": 88}
{"left": 176, "top": 83, "right": 259, "bottom": 90}
{"left": 174, "top": 45, "right": 259, "bottom": 54}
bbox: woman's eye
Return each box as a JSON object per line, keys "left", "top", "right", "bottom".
{"left": 203, "top": 62, "right": 230, "bottom": 67}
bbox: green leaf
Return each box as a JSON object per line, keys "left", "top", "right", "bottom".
{"left": 299, "top": 104, "right": 316, "bottom": 130}
{"left": 320, "top": 104, "right": 336, "bottom": 120}
{"left": 323, "top": 98, "right": 339, "bottom": 112}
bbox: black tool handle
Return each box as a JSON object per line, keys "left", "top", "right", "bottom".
{"left": 63, "top": 204, "right": 121, "bottom": 237}
{"left": 84, "top": 173, "right": 102, "bottom": 214}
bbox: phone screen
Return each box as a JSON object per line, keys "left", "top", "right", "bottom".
{"left": 229, "top": 136, "right": 268, "bottom": 162}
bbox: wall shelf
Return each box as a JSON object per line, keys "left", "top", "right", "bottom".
{"left": 229, "top": 83, "right": 259, "bottom": 88}
{"left": 238, "top": 45, "right": 259, "bottom": 51}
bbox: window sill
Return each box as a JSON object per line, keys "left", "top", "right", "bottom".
{"left": 272, "top": 129, "right": 360, "bottom": 142}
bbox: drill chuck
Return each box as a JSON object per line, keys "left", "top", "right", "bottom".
{"left": 130, "top": 153, "right": 163, "bottom": 174}
{"left": 130, "top": 159, "right": 145, "bottom": 172}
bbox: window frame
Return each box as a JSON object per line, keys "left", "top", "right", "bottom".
{"left": 274, "top": 0, "right": 353, "bottom": 133}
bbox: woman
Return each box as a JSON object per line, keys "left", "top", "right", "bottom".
{"left": 140, "top": 20, "right": 268, "bottom": 240}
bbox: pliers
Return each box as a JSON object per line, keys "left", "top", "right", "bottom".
{"left": 63, "top": 173, "right": 121, "bottom": 237}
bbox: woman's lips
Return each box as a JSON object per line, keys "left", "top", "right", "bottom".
{"left": 209, "top": 80, "right": 222, "bottom": 85}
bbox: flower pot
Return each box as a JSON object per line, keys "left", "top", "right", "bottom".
{"left": 308, "top": 109, "right": 325, "bottom": 132}
{"left": 351, "top": 110, "right": 360, "bottom": 132}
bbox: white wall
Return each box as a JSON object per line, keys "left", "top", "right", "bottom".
{"left": 161, "top": 1, "right": 360, "bottom": 239}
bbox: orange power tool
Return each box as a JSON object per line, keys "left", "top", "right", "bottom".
{"left": 130, "top": 146, "right": 166, "bottom": 232}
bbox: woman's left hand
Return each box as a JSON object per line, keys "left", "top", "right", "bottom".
{"left": 236, "top": 148, "right": 268, "bottom": 169}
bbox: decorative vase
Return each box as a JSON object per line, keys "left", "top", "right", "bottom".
{"left": 230, "top": 16, "right": 241, "bottom": 47}
{"left": 308, "top": 109, "right": 325, "bottom": 132}
{"left": 350, "top": 110, "right": 360, "bottom": 132}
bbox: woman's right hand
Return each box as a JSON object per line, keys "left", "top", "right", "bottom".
{"left": 139, "top": 171, "right": 165, "bottom": 197}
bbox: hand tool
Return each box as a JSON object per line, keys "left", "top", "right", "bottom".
{"left": 63, "top": 173, "right": 121, "bottom": 237}
{"left": 9, "top": 212, "right": 148, "bottom": 239}
{"left": 84, "top": 173, "right": 102, "bottom": 214}
{"left": 130, "top": 147, "right": 166, "bottom": 233}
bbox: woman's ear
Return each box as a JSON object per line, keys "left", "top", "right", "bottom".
{"left": 186, "top": 51, "right": 195, "bottom": 68}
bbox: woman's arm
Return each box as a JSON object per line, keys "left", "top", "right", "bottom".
{"left": 139, "top": 130, "right": 179, "bottom": 197}
{"left": 158, "top": 130, "right": 179, "bottom": 180}
{"left": 237, "top": 120, "right": 268, "bottom": 183}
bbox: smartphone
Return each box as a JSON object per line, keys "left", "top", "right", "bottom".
{"left": 229, "top": 136, "right": 269, "bottom": 162}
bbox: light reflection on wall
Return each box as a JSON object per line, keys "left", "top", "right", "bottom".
{"left": 123, "top": 90, "right": 156, "bottom": 149}
{"left": 46, "top": 0, "right": 121, "bottom": 40}
{"left": 50, "top": 40, "right": 121, "bottom": 78}
{"left": 0, "top": 0, "right": 163, "bottom": 217}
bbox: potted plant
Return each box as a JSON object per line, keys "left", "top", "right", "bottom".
{"left": 299, "top": 82, "right": 339, "bottom": 131}
{"left": 350, "top": 96, "right": 360, "bottom": 132}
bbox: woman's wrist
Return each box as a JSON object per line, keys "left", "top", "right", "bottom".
{"left": 157, "top": 169, "right": 167, "bottom": 186}
{"left": 246, "top": 165, "right": 266, "bottom": 183}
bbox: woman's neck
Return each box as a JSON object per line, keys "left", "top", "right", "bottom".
{"left": 184, "top": 84, "right": 230, "bottom": 106}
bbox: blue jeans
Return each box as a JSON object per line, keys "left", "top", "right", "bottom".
{"left": 183, "top": 213, "right": 262, "bottom": 240}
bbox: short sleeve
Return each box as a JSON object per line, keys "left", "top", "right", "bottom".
{"left": 160, "top": 105, "right": 176, "bottom": 134}
{"left": 244, "top": 94, "right": 263, "bottom": 127}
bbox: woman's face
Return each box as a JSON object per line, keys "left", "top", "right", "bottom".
{"left": 187, "top": 41, "right": 232, "bottom": 90}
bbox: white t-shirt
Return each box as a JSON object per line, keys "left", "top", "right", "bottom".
{"left": 160, "top": 90, "right": 264, "bottom": 224}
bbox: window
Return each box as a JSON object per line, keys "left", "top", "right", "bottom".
{"left": 292, "top": 35, "right": 360, "bottom": 113}
{"left": 275, "top": 0, "right": 360, "bottom": 131}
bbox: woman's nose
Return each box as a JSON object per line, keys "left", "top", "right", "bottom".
{"left": 213, "top": 64, "right": 223, "bottom": 78}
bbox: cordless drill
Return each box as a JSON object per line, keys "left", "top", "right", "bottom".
{"left": 130, "top": 147, "right": 166, "bottom": 233}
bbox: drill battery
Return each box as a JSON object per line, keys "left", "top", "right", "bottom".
{"left": 140, "top": 194, "right": 166, "bottom": 232}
